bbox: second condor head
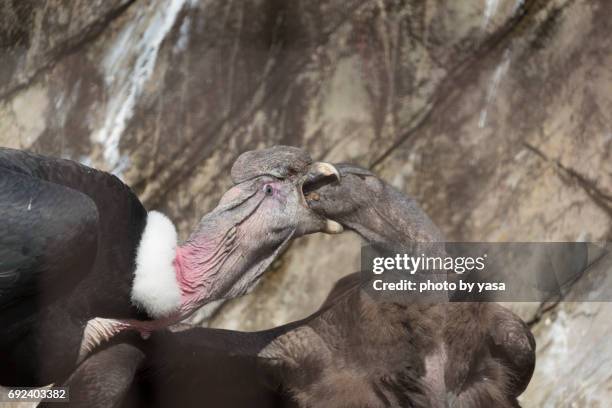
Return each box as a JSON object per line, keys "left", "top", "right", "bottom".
{"left": 304, "top": 163, "right": 443, "bottom": 244}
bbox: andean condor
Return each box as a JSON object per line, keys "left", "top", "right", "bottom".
{"left": 0, "top": 145, "right": 342, "bottom": 386}
{"left": 50, "top": 163, "right": 535, "bottom": 408}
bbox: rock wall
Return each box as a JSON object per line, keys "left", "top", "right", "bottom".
{"left": 1, "top": 0, "right": 611, "bottom": 406}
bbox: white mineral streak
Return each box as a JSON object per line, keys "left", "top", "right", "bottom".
{"left": 174, "top": 15, "right": 191, "bottom": 53}
{"left": 482, "top": 0, "right": 500, "bottom": 29}
{"left": 93, "top": 0, "right": 190, "bottom": 175}
{"left": 479, "top": 48, "right": 511, "bottom": 129}
{"left": 512, "top": 0, "right": 525, "bottom": 14}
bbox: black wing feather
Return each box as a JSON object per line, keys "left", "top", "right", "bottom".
{"left": 0, "top": 165, "right": 99, "bottom": 311}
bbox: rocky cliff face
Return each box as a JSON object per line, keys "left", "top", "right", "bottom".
{"left": 1, "top": 0, "right": 611, "bottom": 406}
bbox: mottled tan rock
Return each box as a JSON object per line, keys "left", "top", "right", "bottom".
{"left": 0, "top": 0, "right": 133, "bottom": 98}
{"left": 521, "top": 246, "right": 612, "bottom": 407}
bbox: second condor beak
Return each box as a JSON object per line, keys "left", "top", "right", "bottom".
{"left": 310, "top": 162, "right": 341, "bottom": 180}
{"left": 301, "top": 162, "right": 343, "bottom": 234}
{"left": 303, "top": 162, "right": 340, "bottom": 194}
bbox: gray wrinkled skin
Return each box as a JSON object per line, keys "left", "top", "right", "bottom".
{"left": 307, "top": 163, "right": 444, "bottom": 244}
{"left": 230, "top": 146, "right": 313, "bottom": 184}
{"left": 184, "top": 146, "right": 339, "bottom": 300}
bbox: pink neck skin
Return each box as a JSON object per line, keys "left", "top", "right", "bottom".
{"left": 173, "top": 239, "right": 227, "bottom": 318}
{"left": 81, "top": 233, "right": 236, "bottom": 359}
{"left": 115, "top": 245, "right": 212, "bottom": 335}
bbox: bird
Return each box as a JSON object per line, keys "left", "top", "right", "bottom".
{"left": 0, "top": 145, "right": 342, "bottom": 386}
{"left": 49, "top": 162, "right": 535, "bottom": 408}
{"left": 305, "top": 163, "right": 536, "bottom": 407}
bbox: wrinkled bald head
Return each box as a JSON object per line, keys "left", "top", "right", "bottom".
{"left": 182, "top": 146, "right": 343, "bottom": 302}
{"left": 306, "top": 164, "right": 443, "bottom": 244}
{"left": 231, "top": 146, "right": 311, "bottom": 183}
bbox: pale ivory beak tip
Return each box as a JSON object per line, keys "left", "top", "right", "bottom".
{"left": 324, "top": 219, "right": 344, "bottom": 234}
{"left": 312, "top": 162, "right": 340, "bottom": 181}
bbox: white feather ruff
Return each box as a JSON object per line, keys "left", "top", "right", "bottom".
{"left": 131, "top": 211, "right": 182, "bottom": 318}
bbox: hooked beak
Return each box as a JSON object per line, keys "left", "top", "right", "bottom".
{"left": 309, "top": 162, "right": 341, "bottom": 181}
{"left": 301, "top": 161, "right": 343, "bottom": 234}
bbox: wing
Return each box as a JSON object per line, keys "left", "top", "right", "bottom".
{"left": 0, "top": 165, "right": 99, "bottom": 312}
{"left": 1, "top": 147, "right": 149, "bottom": 320}
{"left": 38, "top": 343, "right": 145, "bottom": 408}
{"left": 318, "top": 272, "right": 362, "bottom": 309}
{"left": 123, "top": 329, "right": 283, "bottom": 408}
{"left": 488, "top": 304, "right": 536, "bottom": 397}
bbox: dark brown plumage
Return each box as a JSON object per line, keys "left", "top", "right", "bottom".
{"left": 306, "top": 163, "right": 535, "bottom": 407}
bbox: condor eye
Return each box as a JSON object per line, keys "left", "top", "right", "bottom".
{"left": 263, "top": 184, "right": 274, "bottom": 196}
